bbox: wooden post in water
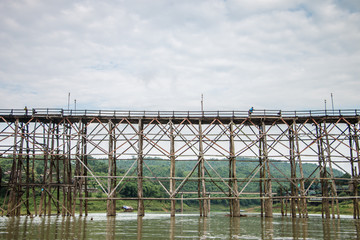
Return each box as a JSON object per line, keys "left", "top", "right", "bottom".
{"left": 83, "top": 122, "right": 89, "bottom": 216}
{"left": 137, "top": 119, "right": 145, "bottom": 216}
{"left": 294, "top": 120, "right": 308, "bottom": 218}
{"left": 32, "top": 121, "right": 38, "bottom": 216}
{"left": 25, "top": 123, "right": 31, "bottom": 216}
{"left": 7, "top": 119, "right": 18, "bottom": 217}
{"left": 229, "top": 121, "right": 241, "bottom": 217}
{"left": 107, "top": 120, "right": 116, "bottom": 216}
{"left": 181, "top": 193, "right": 184, "bottom": 213}
{"left": 55, "top": 125, "right": 61, "bottom": 216}
{"left": 316, "top": 124, "right": 330, "bottom": 218}
{"left": 261, "top": 121, "right": 272, "bottom": 218}
{"left": 66, "top": 121, "right": 73, "bottom": 216}
{"left": 170, "top": 121, "right": 176, "bottom": 216}
{"left": 350, "top": 122, "right": 360, "bottom": 219}
{"left": 258, "top": 124, "right": 264, "bottom": 218}
{"left": 323, "top": 121, "right": 340, "bottom": 219}
{"left": 72, "top": 120, "right": 82, "bottom": 216}
{"left": 289, "top": 127, "right": 297, "bottom": 218}
{"left": 198, "top": 120, "right": 208, "bottom": 217}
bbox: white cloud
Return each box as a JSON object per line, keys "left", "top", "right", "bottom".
{"left": 0, "top": 0, "right": 359, "bottom": 111}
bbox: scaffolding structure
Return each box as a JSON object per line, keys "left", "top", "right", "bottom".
{"left": 0, "top": 108, "right": 359, "bottom": 218}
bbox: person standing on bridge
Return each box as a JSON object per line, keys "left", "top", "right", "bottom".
{"left": 248, "top": 107, "right": 254, "bottom": 115}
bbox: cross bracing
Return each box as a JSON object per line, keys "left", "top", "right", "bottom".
{"left": 0, "top": 108, "right": 359, "bottom": 218}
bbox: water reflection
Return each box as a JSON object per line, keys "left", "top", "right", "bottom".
{"left": 170, "top": 216, "right": 175, "bottom": 240}
{"left": 229, "top": 215, "right": 240, "bottom": 237}
{"left": 137, "top": 216, "right": 143, "bottom": 240}
{"left": 0, "top": 213, "right": 360, "bottom": 239}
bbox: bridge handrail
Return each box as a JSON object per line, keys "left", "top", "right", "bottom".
{"left": 0, "top": 108, "right": 359, "bottom": 118}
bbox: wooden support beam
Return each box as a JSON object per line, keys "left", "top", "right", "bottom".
{"left": 294, "top": 120, "right": 308, "bottom": 218}
{"left": 261, "top": 121, "right": 273, "bottom": 218}
{"left": 229, "top": 121, "right": 240, "bottom": 217}
{"left": 107, "top": 120, "right": 116, "bottom": 216}
{"left": 199, "top": 120, "right": 208, "bottom": 217}
{"left": 323, "top": 121, "right": 340, "bottom": 219}
{"left": 316, "top": 124, "right": 330, "bottom": 219}
{"left": 170, "top": 121, "right": 176, "bottom": 216}
{"left": 289, "top": 127, "right": 297, "bottom": 218}
{"left": 137, "top": 119, "right": 145, "bottom": 216}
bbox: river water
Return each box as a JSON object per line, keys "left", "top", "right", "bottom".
{"left": 1, "top": 212, "right": 360, "bottom": 239}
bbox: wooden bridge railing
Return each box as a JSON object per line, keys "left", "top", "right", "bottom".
{"left": 0, "top": 108, "right": 359, "bottom": 118}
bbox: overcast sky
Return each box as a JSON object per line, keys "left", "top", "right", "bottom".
{"left": 0, "top": 0, "right": 359, "bottom": 111}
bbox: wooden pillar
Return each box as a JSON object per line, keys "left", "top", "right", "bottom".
{"left": 66, "top": 122, "right": 73, "bottom": 216}
{"left": 258, "top": 125, "right": 264, "bottom": 218}
{"left": 181, "top": 193, "right": 184, "bottom": 213}
{"left": 78, "top": 120, "right": 88, "bottom": 216}
{"left": 61, "top": 122, "right": 68, "bottom": 216}
{"left": 229, "top": 121, "right": 240, "bottom": 217}
{"left": 294, "top": 120, "right": 308, "bottom": 218}
{"left": 350, "top": 122, "right": 360, "bottom": 219}
{"left": 55, "top": 125, "right": 61, "bottom": 215}
{"left": 261, "top": 121, "right": 272, "bottom": 217}
{"left": 323, "top": 121, "right": 340, "bottom": 219}
{"left": 316, "top": 124, "right": 330, "bottom": 218}
{"left": 137, "top": 119, "right": 145, "bottom": 216}
{"left": 289, "top": 127, "right": 297, "bottom": 218}
{"left": 83, "top": 122, "right": 88, "bottom": 216}
{"left": 47, "top": 123, "right": 56, "bottom": 216}
{"left": 25, "top": 123, "right": 31, "bottom": 216}
{"left": 170, "top": 121, "right": 176, "bottom": 216}
{"left": 39, "top": 122, "right": 51, "bottom": 216}
{"left": 198, "top": 120, "right": 208, "bottom": 217}
{"left": 7, "top": 119, "right": 19, "bottom": 217}
{"left": 72, "top": 120, "right": 82, "bottom": 216}
{"left": 32, "top": 121, "right": 38, "bottom": 216}
{"left": 107, "top": 120, "right": 116, "bottom": 216}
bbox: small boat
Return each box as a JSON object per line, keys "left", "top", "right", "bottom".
{"left": 122, "top": 205, "right": 134, "bottom": 212}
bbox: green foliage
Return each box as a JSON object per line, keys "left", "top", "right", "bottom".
{"left": 0, "top": 155, "right": 348, "bottom": 212}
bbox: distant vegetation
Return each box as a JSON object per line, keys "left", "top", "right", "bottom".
{"left": 0, "top": 155, "right": 349, "bottom": 213}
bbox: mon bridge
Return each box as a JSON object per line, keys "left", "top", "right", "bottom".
{"left": 0, "top": 108, "right": 359, "bottom": 219}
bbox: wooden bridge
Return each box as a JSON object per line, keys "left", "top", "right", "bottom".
{"left": 0, "top": 108, "right": 359, "bottom": 218}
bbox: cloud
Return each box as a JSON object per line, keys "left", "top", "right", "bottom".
{"left": 0, "top": 0, "right": 359, "bottom": 111}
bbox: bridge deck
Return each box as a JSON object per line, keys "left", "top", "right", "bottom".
{"left": 1, "top": 108, "right": 359, "bottom": 125}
